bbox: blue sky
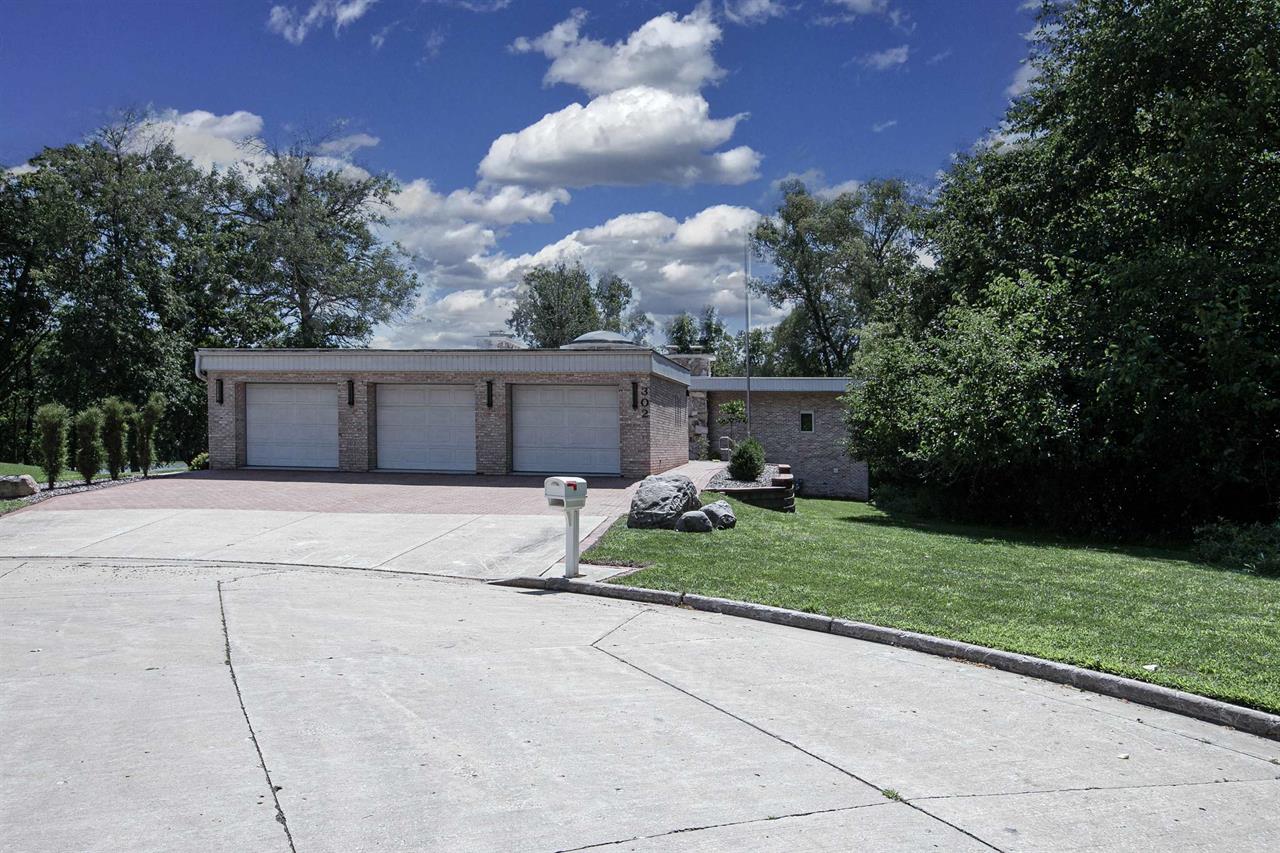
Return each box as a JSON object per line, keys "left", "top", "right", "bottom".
{"left": 2, "top": 0, "right": 1036, "bottom": 346}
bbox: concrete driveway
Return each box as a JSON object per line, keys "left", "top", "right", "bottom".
{"left": 2, "top": 463, "right": 723, "bottom": 581}
{"left": 3, "top": 556, "right": 1278, "bottom": 852}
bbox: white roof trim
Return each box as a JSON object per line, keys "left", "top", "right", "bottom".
{"left": 690, "top": 376, "right": 850, "bottom": 393}
{"left": 195, "top": 348, "right": 690, "bottom": 384}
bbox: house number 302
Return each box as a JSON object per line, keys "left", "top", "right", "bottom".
{"left": 640, "top": 384, "right": 650, "bottom": 418}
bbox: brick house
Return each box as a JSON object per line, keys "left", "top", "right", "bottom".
{"left": 668, "top": 353, "right": 869, "bottom": 500}
{"left": 196, "top": 331, "right": 688, "bottom": 479}
{"left": 196, "top": 331, "right": 871, "bottom": 499}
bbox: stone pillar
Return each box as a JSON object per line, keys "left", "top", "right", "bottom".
{"left": 664, "top": 352, "right": 714, "bottom": 459}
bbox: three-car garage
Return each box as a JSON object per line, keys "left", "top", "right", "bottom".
{"left": 205, "top": 334, "right": 689, "bottom": 479}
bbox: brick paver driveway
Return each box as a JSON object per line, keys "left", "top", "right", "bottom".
{"left": 22, "top": 463, "right": 724, "bottom": 518}
{"left": 3, "top": 463, "right": 724, "bottom": 581}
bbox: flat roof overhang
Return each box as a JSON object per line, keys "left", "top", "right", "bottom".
{"left": 195, "top": 347, "right": 690, "bottom": 385}
{"left": 689, "top": 376, "right": 852, "bottom": 393}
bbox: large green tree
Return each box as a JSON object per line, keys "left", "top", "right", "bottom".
{"left": 507, "top": 262, "right": 651, "bottom": 348}
{"left": 664, "top": 305, "right": 729, "bottom": 354}
{"left": 223, "top": 144, "right": 417, "bottom": 347}
{"left": 851, "top": 0, "right": 1280, "bottom": 531}
{"left": 1, "top": 116, "right": 419, "bottom": 464}
{"left": 22, "top": 119, "right": 239, "bottom": 463}
{"left": 0, "top": 165, "right": 88, "bottom": 461}
{"left": 592, "top": 271, "right": 654, "bottom": 344}
{"left": 751, "top": 179, "right": 921, "bottom": 375}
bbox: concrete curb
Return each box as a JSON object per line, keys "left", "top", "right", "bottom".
{"left": 491, "top": 575, "right": 1280, "bottom": 742}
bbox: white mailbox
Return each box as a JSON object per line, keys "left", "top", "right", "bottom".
{"left": 545, "top": 476, "right": 588, "bottom": 578}
{"left": 544, "top": 476, "right": 588, "bottom": 510}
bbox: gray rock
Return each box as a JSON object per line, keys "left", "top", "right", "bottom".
{"left": 627, "top": 473, "right": 701, "bottom": 529}
{"left": 674, "top": 510, "right": 713, "bottom": 533}
{"left": 701, "top": 500, "right": 737, "bottom": 530}
{"left": 0, "top": 474, "right": 38, "bottom": 499}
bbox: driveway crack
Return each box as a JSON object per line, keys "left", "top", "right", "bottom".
{"left": 589, "top": 609, "right": 651, "bottom": 648}
{"left": 368, "top": 514, "right": 481, "bottom": 569}
{"left": 553, "top": 800, "right": 891, "bottom": 852}
{"left": 217, "top": 580, "right": 297, "bottom": 852}
{"left": 594, "top": 645, "right": 1004, "bottom": 852}
{"left": 0, "top": 561, "right": 27, "bottom": 582}
{"left": 910, "top": 775, "right": 1280, "bottom": 802}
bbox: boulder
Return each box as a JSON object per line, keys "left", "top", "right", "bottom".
{"left": 701, "top": 500, "right": 737, "bottom": 530}
{"left": 627, "top": 473, "right": 701, "bottom": 529}
{"left": 674, "top": 510, "right": 714, "bottom": 533}
{"left": 0, "top": 474, "right": 38, "bottom": 499}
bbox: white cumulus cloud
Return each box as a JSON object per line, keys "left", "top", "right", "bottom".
{"left": 481, "top": 204, "right": 772, "bottom": 324}
{"left": 142, "top": 109, "right": 265, "bottom": 171}
{"left": 493, "top": 5, "right": 761, "bottom": 188}
{"left": 478, "top": 86, "right": 760, "bottom": 187}
{"left": 512, "top": 6, "right": 724, "bottom": 97}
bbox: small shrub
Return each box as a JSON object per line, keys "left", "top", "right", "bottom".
{"left": 691, "top": 435, "right": 709, "bottom": 461}
{"left": 34, "top": 403, "right": 69, "bottom": 489}
{"left": 100, "top": 396, "right": 130, "bottom": 480}
{"left": 74, "top": 407, "right": 105, "bottom": 486}
{"left": 136, "top": 392, "right": 166, "bottom": 476}
{"left": 189, "top": 451, "right": 210, "bottom": 470}
{"left": 124, "top": 401, "right": 140, "bottom": 472}
{"left": 1195, "top": 520, "right": 1280, "bottom": 577}
{"left": 729, "top": 436, "right": 765, "bottom": 482}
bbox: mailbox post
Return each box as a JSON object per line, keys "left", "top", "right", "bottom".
{"left": 545, "top": 476, "right": 588, "bottom": 578}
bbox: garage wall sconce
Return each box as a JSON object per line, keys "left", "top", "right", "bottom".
{"left": 486, "top": 380, "right": 494, "bottom": 408}
{"left": 346, "top": 380, "right": 355, "bottom": 406}
{"left": 631, "top": 382, "right": 639, "bottom": 409}
{"left": 215, "top": 378, "right": 223, "bottom": 405}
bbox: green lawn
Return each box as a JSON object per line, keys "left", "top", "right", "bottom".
{"left": 0, "top": 460, "right": 186, "bottom": 483}
{"left": 0, "top": 461, "right": 44, "bottom": 479}
{"left": 585, "top": 496, "right": 1280, "bottom": 714}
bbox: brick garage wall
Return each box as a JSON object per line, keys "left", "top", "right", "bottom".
{"left": 707, "top": 391, "right": 869, "bottom": 500}
{"left": 205, "top": 370, "right": 677, "bottom": 478}
{"left": 647, "top": 376, "right": 691, "bottom": 473}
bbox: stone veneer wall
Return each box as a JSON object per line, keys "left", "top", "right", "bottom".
{"left": 665, "top": 353, "right": 713, "bottom": 458}
{"left": 706, "top": 390, "right": 869, "bottom": 500}
{"left": 206, "top": 370, "right": 686, "bottom": 479}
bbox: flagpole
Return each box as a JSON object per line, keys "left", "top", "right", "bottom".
{"left": 744, "top": 234, "right": 752, "bottom": 438}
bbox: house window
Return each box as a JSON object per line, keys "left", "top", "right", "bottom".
{"left": 800, "top": 411, "right": 814, "bottom": 432}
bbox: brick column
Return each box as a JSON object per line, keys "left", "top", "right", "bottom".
{"left": 206, "top": 375, "right": 238, "bottom": 469}
{"left": 338, "top": 378, "right": 371, "bottom": 472}
{"left": 475, "top": 378, "right": 510, "bottom": 474}
{"left": 618, "top": 377, "right": 651, "bottom": 478}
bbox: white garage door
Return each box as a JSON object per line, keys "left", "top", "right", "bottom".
{"left": 245, "top": 383, "right": 338, "bottom": 468}
{"left": 513, "top": 385, "right": 620, "bottom": 475}
{"left": 376, "top": 384, "right": 476, "bottom": 472}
